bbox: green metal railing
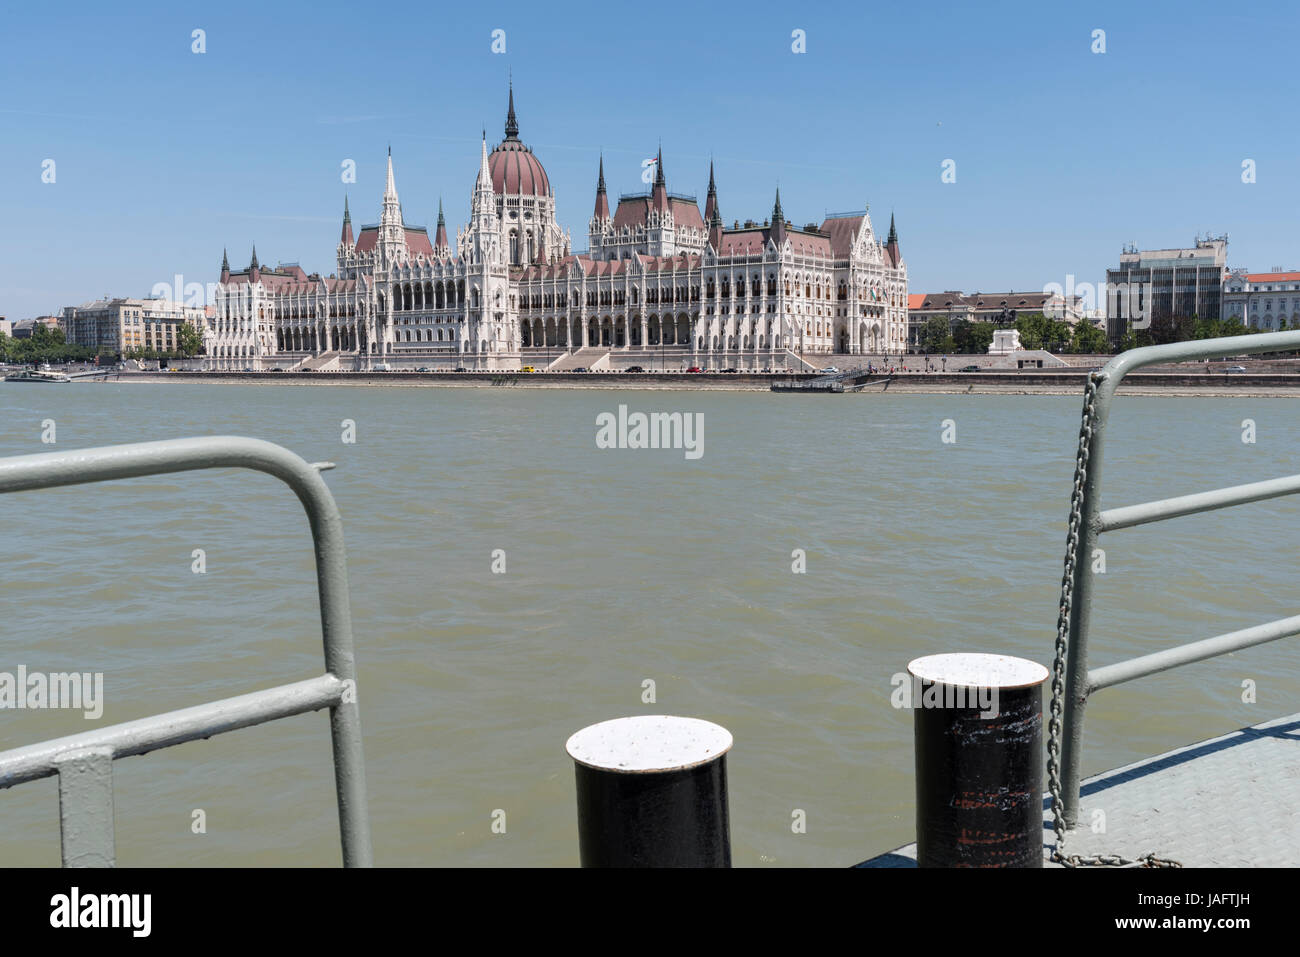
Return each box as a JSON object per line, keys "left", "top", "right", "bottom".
{"left": 0, "top": 436, "right": 373, "bottom": 866}
{"left": 1054, "top": 330, "right": 1300, "bottom": 829}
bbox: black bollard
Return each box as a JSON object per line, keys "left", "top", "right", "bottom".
{"left": 908, "top": 653, "right": 1048, "bottom": 868}
{"left": 566, "top": 715, "right": 733, "bottom": 867}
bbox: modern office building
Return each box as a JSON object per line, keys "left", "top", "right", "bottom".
{"left": 1105, "top": 235, "right": 1228, "bottom": 338}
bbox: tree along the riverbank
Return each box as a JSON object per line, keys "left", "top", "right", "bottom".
{"left": 925, "top": 312, "right": 1108, "bottom": 354}
{"left": 0, "top": 326, "right": 96, "bottom": 364}
{"left": 924, "top": 311, "right": 1300, "bottom": 358}
{"left": 2, "top": 321, "right": 204, "bottom": 364}
{"left": 1118, "top": 314, "right": 1300, "bottom": 352}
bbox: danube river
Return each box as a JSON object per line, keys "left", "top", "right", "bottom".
{"left": 2, "top": 382, "right": 1298, "bottom": 866}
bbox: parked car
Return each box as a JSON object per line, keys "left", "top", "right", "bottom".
{"left": 521, "top": 366, "right": 536, "bottom": 373}
{"left": 416, "top": 367, "right": 429, "bottom": 372}
{"left": 270, "top": 367, "right": 284, "bottom": 372}
{"left": 1224, "top": 365, "right": 1248, "bottom": 374}
{"left": 958, "top": 364, "right": 981, "bottom": 372}
{"left": 820, "top": 366, "right": 839, "bottom": 374}
{"left": 455, "top": 367, "right": 467, "bottom": 372}
{"left": 573, "top": 367, "right": 588, "bottom": 373}
{"left": 722, "top": 367, "right": 738, "bottom": 373}
{"left": 686, "top": 366, "right": 702, "bottom": 373}
{"left": 626, "top": 365, "right": 645, "bottom": 373}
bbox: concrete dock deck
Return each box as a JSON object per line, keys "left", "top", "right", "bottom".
{"left": 860, "top": 711, "right": 1300, "bottom": 867}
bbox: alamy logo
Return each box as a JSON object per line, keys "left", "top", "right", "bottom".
{"left": 50, "top": 887, "right": 151, "bottom": 937}
{"left": 890, "top": 672, "right": 1000, "bottom": 719}
{"left": 0, "top": 667, "right": 104, "bottom": 719}
{"left": 595, "top": 405, "right": 704, "bottom": 460}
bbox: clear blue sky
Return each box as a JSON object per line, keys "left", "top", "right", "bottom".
{"left": 2, "top": 0, "right": 1296, "bottom": 319}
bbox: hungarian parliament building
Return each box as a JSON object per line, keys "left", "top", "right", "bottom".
{"left": 206, "top": 86, "right": 909, "bottom": 371}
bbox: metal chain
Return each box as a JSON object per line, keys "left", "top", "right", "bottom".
{"left": 1045, "top": 372, "right": 1181, "bottom": 869}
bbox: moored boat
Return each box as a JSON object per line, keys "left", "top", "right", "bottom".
{"left": 4, "top": 368, "right": 72, "bottom": 382}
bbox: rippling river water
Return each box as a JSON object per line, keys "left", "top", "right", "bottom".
{"left": 2, "top": 381, "right": 1298, "bottom": 866}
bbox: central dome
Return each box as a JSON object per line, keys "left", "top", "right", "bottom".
{"left": 489, "top": 139, "right": 550, "bottom": 196}
{"left": 488, "top": 84, "right": 550, "bottom": 197}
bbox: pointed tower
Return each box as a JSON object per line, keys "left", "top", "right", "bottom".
{"left": 468, "top": 132, "right": 500, "bottom": 263}
{"left": 340, "top": 195, "right": 354, "bottom": 246}
{"left": 651, "top": 146, "right": 668, "bottom": 212}
{"left": 593, "top": 154, "right": 610, "bottom": 222}
{"left": 220, "top": 247, "right": 230, "bottom": 283}
{"left": 588, "top": 154, "right": 612, "bottom": 258}
{"left": 435, "top": 197, "right": 449, "bottom": 254}
{"left": 705, "top": 160, "right": 723, "bottom": 251}
{"left": 378, "top": 147, "right": 406, "bottom": 263}
{"left": 505, "top": 79, "right": 519, "bottom": 141}
{"left": 703, "top": 159, "right": 718, "bottom": 224}
{"left": 771, "top": 188, "right": 786, "bottom": 245}
{"left": 885, "top": 212, "right": 900, "bottom": 267}
{"left": 249, "top": 243, "right": 260, "bottom": 282}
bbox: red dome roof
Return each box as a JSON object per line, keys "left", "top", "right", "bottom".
{"left": 489, "top": 138, "right": 550, "bottom": 196}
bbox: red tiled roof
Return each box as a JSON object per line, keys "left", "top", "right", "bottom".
{"left": 908, "top": 293, "right": 925, "bottom": 309}
{"left": 611, "top": 195, "right": 705, "bottom": 232}
{"left": 352, "top": 225, "right": 433, "bottom": 258}
{"left": 1244, "top": 272, "right": 1300, "bottom": 283}
{"left": 789, "top": 232, "right": 833, "bottom": 257}
{"left": 671, "top": 198, "right": 704, "bottom": 230}
{"left": 354, "top": 227, "right": 379, "bottom": 254}
{"left": 405, "top": 227, "right": 434, "bottom": 257}
{"left": 719, "top": 226, "right": 829, "bottom": 257}
{"left": 612, "top": 196, "right": 650, "bottom": 231}
{"left": 717, "top": 229, "right": 769, "bottom": 256}
{"left": 818, "top": 215, "right": 865, "bottom": 257}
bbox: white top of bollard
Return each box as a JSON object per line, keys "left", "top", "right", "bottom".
{"left": 908, "top": 653, "right": 1048, "bottom": 689}
{"left": 565, "top": 715, "right": 733, "bottom": 773}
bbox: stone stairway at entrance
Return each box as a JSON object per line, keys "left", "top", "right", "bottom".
{"left": 296, "top": 351, "right": 341, "bottom": 371}
{"left": 547, "top": 347, "right": 609, "bottom": 371}
{"left": 783, "top": 350, "right": 820, "bottom": 372}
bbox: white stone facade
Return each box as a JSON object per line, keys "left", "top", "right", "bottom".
{"left": 205, "top": 87, "right": 908, "bottom": 371}
{"left": 1222, "top": 269, "right": 1300, "bottom": 331}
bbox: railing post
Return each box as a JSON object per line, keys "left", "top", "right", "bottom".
{"left": 909, "top": 654, "right": 1048, "bottom": 867}
{"left": 566, "top": 715, "right": 732, "bottom": 867}
{"left": 55, "top": 747, "right": 116, "bottom": 868}
{"left": 1060, "top": 372, "right": 1116, "bottom": 828}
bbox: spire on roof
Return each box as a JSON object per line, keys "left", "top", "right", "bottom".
{"left": 250, "top": 244, "right": 259, "bottom": 270}
{"left": 704, "top": 158, "right": 719, "bottom": 226}
{"left": 340, "top": 195, "right": 354, "bottom": 246}
{"left": 593, "top": 154, "right": 610, "bottom": 222}
{"left": 384, "top": 151, "right": 398, "bottom": 203}
{"left": 887, "top": 211, "right": 898, "bottom": 245}
{"left": 435, "top": 197, "right": 449, "bottom": 251}
{"left": 505, "top": 78, "right": 519, "bottom": 139}
{"left": 221, "top": 247, "right": 229, "bottom": 271}
{"left": 772, "top": 187, "right": 784, "bottom": 224}
{"left": 654, "top": 145, "right": 665, "bottom": 187}
{"left": 478, "top": 132, "right": 492, "bottom": 188}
